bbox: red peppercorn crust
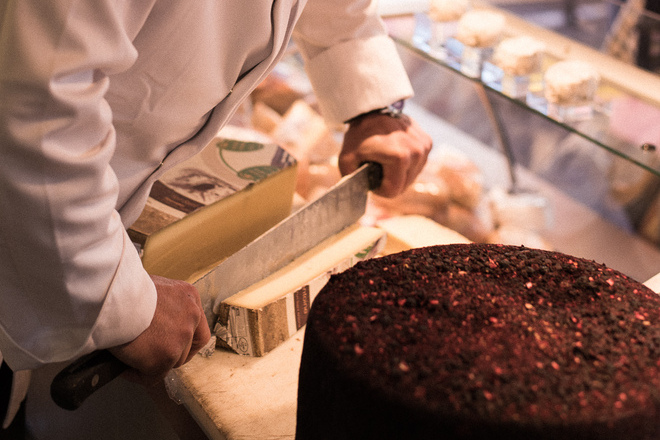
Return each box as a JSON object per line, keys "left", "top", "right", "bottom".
{"left": 296, "top": 244, "right": 660, "bottom": 440}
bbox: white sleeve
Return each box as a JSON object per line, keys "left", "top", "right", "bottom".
{"left": 292, "top": 0, "right": 414, "bottom": 125}
{"left": 0, "top": 0, "right": 157, "bottom": 370}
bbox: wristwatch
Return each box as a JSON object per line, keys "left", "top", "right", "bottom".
{"left": 378, "top": 99, "right": 405, "bottom": 118}
{"left": 346, "top": 99, "right": 405, "bottom": 123}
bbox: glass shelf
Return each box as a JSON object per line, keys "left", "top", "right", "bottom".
{"left": 389, "top": 11, "right": 660, "bottom": 176}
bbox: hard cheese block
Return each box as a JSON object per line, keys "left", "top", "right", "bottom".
{"left": 128, "top": 128, "right": 297, "bottom": 282}
{"left": 377, "top": 214, "right": 471, "bottom": 255}
{"left": 215, "top": 223, "right": 386, "bottom": 357}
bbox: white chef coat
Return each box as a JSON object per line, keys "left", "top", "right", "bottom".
{"left": 0, "top": 0, "right": 413, "bottom": 370}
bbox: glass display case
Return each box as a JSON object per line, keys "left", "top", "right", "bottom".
{"left": 379, "top": 2, "right": 660, "bottom": 282}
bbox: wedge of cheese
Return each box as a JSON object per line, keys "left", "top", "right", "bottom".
{"left": 377, "top": 214, "right": 471, "bottom": 255}
{"left": 128, "top": 129, "right": 298, "bottom": 282}
{"left": 215, "top": 223, "right": 386, "bottom": 357}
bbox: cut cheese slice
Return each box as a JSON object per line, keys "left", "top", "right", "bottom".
{"left": 215, "top": 223, "right": 386, "bottom": 356}
{"left": 140, "top": 166, "right": 296, "bottom": 282}
{"left": 377, "top": 214, "right": 470, "bottom": 255}
{"left": 128, "top": 132, "right": 298, "bottom": 282}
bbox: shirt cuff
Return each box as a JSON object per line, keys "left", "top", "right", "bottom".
{"left": 0, "top": 231, "right": 157, "bottom": 371}
{"left": 84, "top": 230, "right": 158, "bottom": 353}
{"left": 302, "top": 35, "right": 414, "bottom": 126}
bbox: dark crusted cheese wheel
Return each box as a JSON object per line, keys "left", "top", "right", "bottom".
{"left": 296, "top": 243, "right": 660, "bottom": 440}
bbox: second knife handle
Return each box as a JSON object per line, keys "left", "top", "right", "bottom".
{"left": 50, "top": 349, "right": 128, "bottom": 411}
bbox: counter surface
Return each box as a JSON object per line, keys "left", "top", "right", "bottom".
{"left": 169, "top": 102, "right": 660, "bottom": 440}
{"left": 171, "top": 332, "right": 303, "bottom": 440}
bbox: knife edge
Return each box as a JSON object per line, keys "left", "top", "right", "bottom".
{"left": 194, "top": 162, "right": 381, "bottom": 329}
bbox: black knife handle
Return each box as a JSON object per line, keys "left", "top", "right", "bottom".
{"left": 50, "top": 349, "right": 128, "bottom": 410}
{"left": 363, "top": 161, "right": 383, "bottom": 191}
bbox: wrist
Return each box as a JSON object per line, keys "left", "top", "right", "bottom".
{"left": 346, "top": 100, "right": 405, "bottom": 124}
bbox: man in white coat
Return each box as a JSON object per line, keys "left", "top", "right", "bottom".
{"left": 0, "top": 0, "right": 432, "bottom": 431}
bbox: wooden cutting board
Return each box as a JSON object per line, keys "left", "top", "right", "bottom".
{"left": 169, "top": 330, "right": 304, "bottom": 440}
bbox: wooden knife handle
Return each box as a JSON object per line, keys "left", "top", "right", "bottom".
{"left": 50, "top": 349, "right": 128, "bottom": 410}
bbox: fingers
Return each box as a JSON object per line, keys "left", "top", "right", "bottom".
{"left": 178, "top": 279, "right": 212, "bottom": 366}
{"left": 379, "top": 125, "right": 430, "bottom": 196}
{"left": 181, "top": 306, "right": 212, "bottom": 365}
{"left": 173, "top": 308, "right": 210, "bottom": 368}
{"left": 161, "top": 279, "right": 211, "bottom": 370}
{"left": 341, "top": 113, "right": 432, "bottom": 198}
{"left": 184, "top": 319, "right": 212, "bottom": 364}
{"left": 110, "top": 275, "right": 211, "bottom": 383}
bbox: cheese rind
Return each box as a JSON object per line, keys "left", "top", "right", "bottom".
{"left": 215, "top": 224, "right": 387, "bottom": 356}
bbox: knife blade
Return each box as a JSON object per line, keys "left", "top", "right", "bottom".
{"left": 50, "top": 162, "right": 382, "bottom": 410}
{"left": 196, "top": 161, "right": 382, "bottom": 329}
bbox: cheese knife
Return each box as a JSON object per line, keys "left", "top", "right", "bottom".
{"left": 50, "top": 162, "right": 382, "bottom": 410}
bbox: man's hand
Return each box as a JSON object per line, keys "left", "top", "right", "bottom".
{"left": 109, "top": 275, "right": 211, "bottom": 383}
{"left": 340, "top": 112, "right": 432, "bottom": 198}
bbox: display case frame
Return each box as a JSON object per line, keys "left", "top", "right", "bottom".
{"left": 389, "top": 6, "right": 660, "bottom": 175}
